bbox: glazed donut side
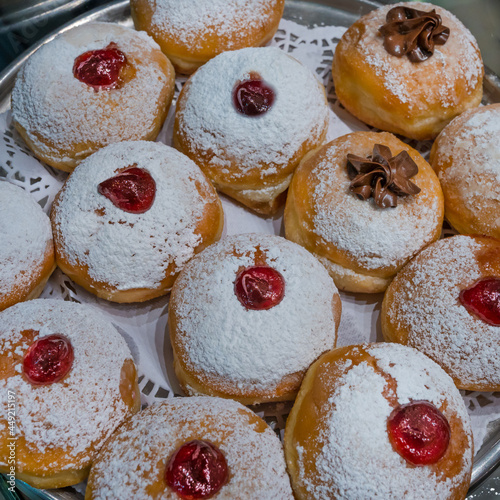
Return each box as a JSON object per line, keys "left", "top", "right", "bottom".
{"left": 0, "top": 182, "right": 55, "bottom": 311}
{"left": 284, "top": 131, "right": 444, "bottom": 293}
{"left": 0, "top": 300, "right": 140, "bottom": 489}
{"left": 86, "top": 397, "right": 294, "bottom": 499}
{"left": 131, "top": 0, "right": 285, "bottom": 74}
{"left": 168, "top": 234, "right": 341, "bottom": 405}
{"left": 381, "top": 235, "right": 500, "bottom": 391}
{"left": 332, "top": 2, "right": 483, "bottom": 140}
{"left": 51, "top": 142, "right": 224, "bottom": 303}
{"left": 173, "top": 47, "right": 329, "bottom": 215}
{"left": 430, "top": 103, "right": 500, "bottom": 238}
{"left": 12, "top": 23, "right": 175, "bottom": 172}
{"left": 284, "top": 344, "right": 473, "bottom": 500}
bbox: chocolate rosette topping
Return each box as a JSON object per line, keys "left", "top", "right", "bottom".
{"left": 347, "top": 144, "right": 421, "bottom": 208}
{"left": 379, "top": 6, "right": 450, "bottom": 62}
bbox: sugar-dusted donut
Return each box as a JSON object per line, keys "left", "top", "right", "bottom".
{"left": 50, "top": 141, "right": 224, "bottom": 303}
{"left": 332, "top": 2, "right": 483, "bottom": 140}
{"left": 12, "top": 22, "right": 175, "bottom": 172}
{"left": 173, "top": 47, "right": 329, "bottom": 215}
{"left": 430, "top": 103, "right": 500, "bottom": 238}
{"left": 169, "top": 233, "right": 341, "bottom": 405}
{"left": 284, "top": 131, "right": 444, "bottom": 293}
{"left": 86, "top": 396, "right": 293, "bottom": 499}
{"left": 284, "top": 343, "right": 473, "bottom": 500}
{"left": 0, "top": 299, "right": 140, "bottom": 489}
{"left": 131, "top": 0, "right": 285, "bottom": 74}
{"left": 0, "top": 181, "right": 55, "bottom": 311}
{"left": 382, "top": 234, "right": 500, "bottom": 391}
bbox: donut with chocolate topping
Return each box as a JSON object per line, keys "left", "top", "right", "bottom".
{"left": 284, "top": 131, "right": 444, "bottom": 293}
{"left": 332, "top": 2, "right": 483, "bottom": 140}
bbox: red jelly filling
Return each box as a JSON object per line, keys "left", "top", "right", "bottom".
{"left": 233, "top": 79, "right": 275, "bottom": 116}
{"left": 235, "top": 266, "right": 285, "bottom": 310}
{"left": 165, "top": 440, "right": 228, "bottom": 499}
{"left": 459, "top": 277, "right": 500, "bottom": 326}
{"left": 23, "top": 333, "right": 74, "bottom": 386}
{"left": 387, "top": 401, "right": 450, "bottom": 466}
{"left": 98, "top": 166, "right": 156, "bottom": 214}
{"left": 73, "top": 42, "right": 127, "bottom": 90}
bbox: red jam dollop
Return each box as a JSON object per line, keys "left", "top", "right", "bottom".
{"left": 73, "top": 42, "right": 127, "bottom": 90}
{"left": 235, "top": 266, "right": 285, "bottom": 310}
{"left": 165, "top": 440, "right": 228, "bottom": 499}
{"left": 23, "top": 333, "right": 74, "bottom": 386}
{"left": 233, "top": 79, "right": 275, "bottom": 116}
{"left": 459, "top": 277, "right": 500, "bottom": 326}
{"left": 387, "top": 401, "right": 450, "bottom": 466}
{"left": 98, "top": 166, "right": 156, "bottom": 214}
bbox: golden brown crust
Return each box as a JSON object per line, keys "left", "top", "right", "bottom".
{"left": 284, "top": 344, "right": 473, "bottom": 500}
{"left": 332, "top": 2, "right": 483, "bottom": 140}
{"left": 131, "top": 0, "right": 285, "bottom": 74}
{"left": 0, "top": 242, "right": 55, "bottom": 312}
{"left": 381, "top": 235, "right": 500, "bottom": 391}
{"left": 430, "top": 103, "right": 500, "bottom": 238}
{"left": 284, "top": 131, "right": 444, "bottom": 293}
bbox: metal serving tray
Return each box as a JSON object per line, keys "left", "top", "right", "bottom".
{"left": 0, "top": 0, "right": 499, "bottom": 498}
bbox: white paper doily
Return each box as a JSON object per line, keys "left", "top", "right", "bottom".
{"left": 1, "top": 18, "right": 499, "bottom": 455}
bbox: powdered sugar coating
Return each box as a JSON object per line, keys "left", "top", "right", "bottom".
{"left": 433, "top": 105, "right": 500, "bottom": 235}
{"left": 52, "top": 141, "right": 219, "bottom": 291}
{"left": 171, "top": 234, "right": 339, "bottom": 394}
{"left": 150, "top": 0, "right": 278, "bottom": 50}
{"left": 311, "top": 136, "right": 442, "bottom": 271}
{"left": 294, "top": 344, "right": 472, "bottom": 499}
{"left": 0, "top": 181, "right": 53, "bottom": 299}
{"left": 352, "top": 2, "right": 482, "bottom": 110}
{"left": 87, "top": 397, "right": 293, "bottom": 499}
{"left": 175, "top": 47, "right": 329, "bottom": 182}
{"left": 384, "top": 235, "right": 500, "bottom": 388}
{"left": 0, "top": 299, "right": 134, "bottom": 469}
{"left": 12, "top": 22, "right": 171, "bottom": 165}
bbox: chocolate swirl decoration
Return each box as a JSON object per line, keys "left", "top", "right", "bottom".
{"left": 379, "top": 6, "right": 450, "bottom": 62}
{"left": 347, "top": 144, "right": 421, "bottom": 208}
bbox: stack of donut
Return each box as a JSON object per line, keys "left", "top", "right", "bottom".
{"left": 1, "top": 0, "right": 497, "bottom": 498}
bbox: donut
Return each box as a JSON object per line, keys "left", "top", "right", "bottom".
{"left": 332, "top": 2, "right": 483, "bottom": 140}
{"left": 50, "top": 141, "right": 224, "bottom": 303}
{"left": 284, "top": 343, "right": 473, "bottom": 500}
{"left": 0, "top": 299, "right": 140, "bottom": 489}
{"left": 382, "top": 234, "right": 500, "bottom": 391}
{"left": 12, "top": 22, "right": 175, "bottom": 173}
{"left": 131, "top": 0, "right": 285, "bottom": 74}
{"left": 430, "top": 103, "right": 500, "bottom": 238}
{"left": 173, "top": 47, "right": 329, "bottom": 215}
{"left": 0, "top": 181, "right": 55, "bottom": 312}
{"left": 168, "top": 233, "right": 341, "bottom": 405}
{"left": 86, "top": 396, "right": 293, "bottom": 499}
{"left": 284, "top": 131, "right": 444, "bottom": 293}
